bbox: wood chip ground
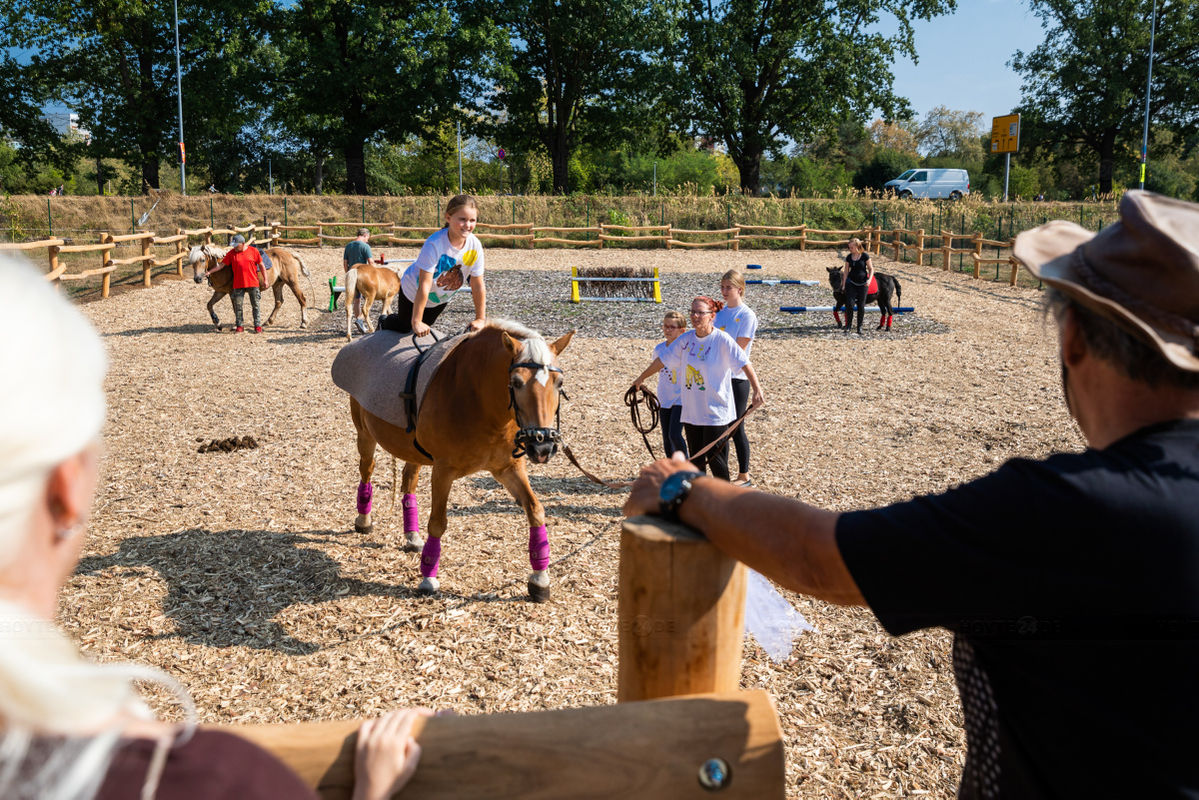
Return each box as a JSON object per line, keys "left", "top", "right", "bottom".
{"left": 62, "top": 246, "right": 1082, "bottom": 798}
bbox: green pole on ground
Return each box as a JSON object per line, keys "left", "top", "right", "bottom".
{"left": 283, "top": 197, "right": 288, "bottom": 227}
{"left": 47, "top": 199, "right": 52, "bottom": 238}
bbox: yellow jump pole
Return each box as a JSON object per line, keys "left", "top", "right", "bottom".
{"left": 570, "top": 265, "right": 581, "bottom": 303}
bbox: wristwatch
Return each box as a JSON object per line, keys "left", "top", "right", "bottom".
{"left": 658, "top": 470, "right": 706, "bottom": 521}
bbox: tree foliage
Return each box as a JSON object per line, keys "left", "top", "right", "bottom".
{"left": 1012, "top": 0, "right": 1199, "bottom": 195}
{"left": 671, "top": 0, "right": 955, "bottom": 194}
{"left": 913, "top": 105, "right": 985, "bottom": 161}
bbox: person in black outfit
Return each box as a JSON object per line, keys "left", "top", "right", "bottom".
{"left": 840, "top": 237, "right": 873, "bottom": 334}
{"left": 626, "top": 191, "right": 1199, "bottom": 798}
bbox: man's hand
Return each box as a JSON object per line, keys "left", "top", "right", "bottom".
{"left": 623, "top": 454, "right": 700, "bottom": 517}
{"left": 436, "top": 266, "right": 464, "bottom": 292}
{"left": 352, "top": 708, "right": 431, "bottom": 800}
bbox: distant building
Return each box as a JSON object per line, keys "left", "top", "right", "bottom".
{"left": 40, "top": 111, "right": 90, "bottom": 141}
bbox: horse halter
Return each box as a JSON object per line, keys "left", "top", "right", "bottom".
{"left": 508, "top": 360, "right": 567, "bottom": 460}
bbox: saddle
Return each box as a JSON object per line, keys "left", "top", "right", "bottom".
{"left": 331, "top": 329, "right": 469, "bottom": 434}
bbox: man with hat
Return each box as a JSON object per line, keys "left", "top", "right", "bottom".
{"left": 625, "top": 190, "right": 1199, "bottom": 796}
{"left": 219, "top": 234, "right": 265, "bottom": 333}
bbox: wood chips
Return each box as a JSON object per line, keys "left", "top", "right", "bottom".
{"left": 61, "top": 246, "right": 1082, "bottom": 798}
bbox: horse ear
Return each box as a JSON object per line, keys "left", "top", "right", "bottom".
{"left": 826, "top": 266, "right": 838, "bottom": 273}
{"left": 548, "top": 330, "right": 575, "bottom": 356}
{"left": 500, "top": 331, "right": 521, "bottom": 356}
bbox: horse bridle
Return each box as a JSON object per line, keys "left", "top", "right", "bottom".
{"left": 507, "top": 360, "right": 567, "bottom": 460}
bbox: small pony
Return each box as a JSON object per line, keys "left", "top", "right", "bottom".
{"left": 188, "top": 243, "right": 311, "bottom": 330}
{"left": 345, "top": 263, "right": 402, "bottom": 340}
{"left": 338, "top": 320, "right": 573, "bottom": 601}
{"left": 826, "top": 266, "right": 903, "bottom": 331}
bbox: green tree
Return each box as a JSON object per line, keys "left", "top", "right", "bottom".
{"left": 1, "top": 0, "right": 273, "bottom": 193}
{"left": 1012, "top": 0, "right": 1199, "bottom": 196}
{"left": 279, "top": 0, "right": 498, "bottom": 195}
{"left": 481, "top": 0, "right": 677, "bottom": 194}
{"left": 913, "top": 106, "right": 985, "bottom": 162}
{"left": 0, "top": 53, "right": 72, "bottom": 180}
{"left": 672, "top": 0, "right": 955, "bottom": 194}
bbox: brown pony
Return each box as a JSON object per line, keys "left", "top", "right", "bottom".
{"left": 188, "top": 243, "right": 311, "bottom": 330}
{"left": 345, "top": 263, "right": 402, "bottom": 340}
{"left": 346, "top": 320, "right": 573, "bottom": 601}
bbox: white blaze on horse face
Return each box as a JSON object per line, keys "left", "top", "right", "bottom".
{"left": 535, "top": 367, "right": 549, "bottom": 387}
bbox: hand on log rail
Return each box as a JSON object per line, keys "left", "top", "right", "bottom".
{"left": 223, "top": 690, "right": 783, "bottom": 799}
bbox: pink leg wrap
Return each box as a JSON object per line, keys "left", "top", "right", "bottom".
{"left": 356, "top": 482, "right": 373, "bottom": 515}
{"left": 420, "top": 537, "right": 441, "bottom": 578}
{"left": 528, "top": 525, "right": 550, "bottom": 572}
{"left": 402, "top": 493, "right": 419, "bottom": 533}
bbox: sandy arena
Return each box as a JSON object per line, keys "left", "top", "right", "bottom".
{"left": 62, "top": 245, "right": 1082, "bottom": 798}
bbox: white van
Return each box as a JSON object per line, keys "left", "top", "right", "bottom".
{"left": 885, "top": 168, "right": 970, "bottom": 199}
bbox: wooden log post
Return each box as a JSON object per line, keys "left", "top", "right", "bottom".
{"left": 872, "top": 225, "right": 882, "bottom": 255}
{"left": 665, "top": 224, "right": 672, "bottom": 251}
{"left": 225, "top": 690, "right": 784, "bottom": 799}
{"left": 798, "top": 224, "right": 806, "bottom": 252}
{"left": 203, "top": 229, "right": 213, "bottom": 246}
{"left": 47, "top": 243, "right": 61, "bottom": 284}
{"left": 618, "top": 516, "right": 747, "bottom": 703}
{"left": 891, "top": 228, "right": 901, "bottom": 262}
{"left": 140, "top": 235, "right": 153, "bottom": 287}
{"left": 972, "top": 232, "right": 983, "bottom": 279}
{"left": 914, "top": 229, "right": 925, "bottom": 267}
{"left": 100, "top": 233, "right": 113, "bottom": 298}
{"left": 1009, "top": 255, "right": 1020, "bottom": 286}
{"left": 175, "top": 229, "right": 185, "bottom": 276}
{"left": 941, "top": 233, "right": 952, "bottom": 272}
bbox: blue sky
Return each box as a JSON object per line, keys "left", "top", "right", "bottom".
{"left": 884, "top": 0, "right": 1047, "bottom": 122}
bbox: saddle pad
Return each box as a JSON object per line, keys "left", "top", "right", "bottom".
{"left": 331, "top": 329, "right": 468, "bottom": 430}
{"left": 867, "top": 275, "right": 878, "bottom": 294}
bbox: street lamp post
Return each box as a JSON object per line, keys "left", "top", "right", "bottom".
{"left": 173, "top": 0, "right": 186, "bottom": 195}
{"left": 1139, "top": 0, "right": 1159, "bottom": 190}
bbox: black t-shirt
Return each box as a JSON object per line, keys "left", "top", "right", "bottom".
{"left": 837, "top": 419, "right": 1199, "bottom": 798}
{"left": 845, "top": 253, "right": 870, "bottom": 285}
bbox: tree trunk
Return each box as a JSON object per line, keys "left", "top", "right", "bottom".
{"left": 344, "top": 137, "right": 366, "bottom": 195}
{"left": 550, "top": 136, "right": 570, "bottom": 195}
{"left": 314, "top": 152, "right": 325, "bottom": 196}
{"left": 734, "top": 151, "right": 763, "bottom": 195}
{"left": 1096, "top": 127, "right": 1117, "bottom": 197}
{"left": 141, "top": 147, "right": 160, "bottom": 193}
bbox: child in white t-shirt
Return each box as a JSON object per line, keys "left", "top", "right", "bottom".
{"left": 631, "top": 310, "right": 690, "bottom": 459}
{"left": 714, "top": 269, "right": 759, "bottom": 486}
{"left": 379, "top": 194, "right": 487, "bottom": 336}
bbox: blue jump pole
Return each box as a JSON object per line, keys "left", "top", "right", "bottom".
{"left": 747, "top": 279, "right": 820, "bottom": 286}
{"left": 780, "top": 306, "right": 915, "bottom": 314}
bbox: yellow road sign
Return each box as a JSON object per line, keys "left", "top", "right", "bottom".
{"left": 991, "top": 113, "right": 1021, "bottom": 154}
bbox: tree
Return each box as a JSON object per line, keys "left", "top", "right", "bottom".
{"left": 913, "top": 106, "right": 985, "bottom": 162}
{"left": 1012, "top": 0, "right": 1199, "bottom": 196}
{"left": 868, "top": 119, "right": 920, "bottom": 157}
{"left": 279, "top": 0, "right": 497, "bottom": 195}
{"left": 672, "top": 0, "right": 956, "bottom": 194}
{"left": 1, "top": 0, "right": 273, "bottom": 192}
{"left": 481, "top": 0, "right": 676, "bottom": 194}
{"left": 0, "top": 53, "right": 71, "bottom": 179}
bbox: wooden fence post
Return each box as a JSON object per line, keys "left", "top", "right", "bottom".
{"left": 203, "top": 229, "right": 213, "bottom": 246}
{"left": 1009, "top": 255, "right": 1020, "bottom": 286}
{"left": 941, "top": 233, "right": 952, "bottom": 272}
{"left": 915, "top": 229, "right": 925, "bottom": 267}
{"left": 665, "top": 224, "right": 672, "bottom": 251}
{"left": 618, "top": 516, "right": 747, "bottom": 702}
{"left": 892, "top": 228, "right": 901, "bottom": 262}
{"left": 47, "top": 243, "right": 61, "bottom": 284}
{"left": 100, "top": 233, "right": 113, "bottom": 298}
{"left": 798, "top": 224, "right": 806, "bottom": 252}
{"left": 175, "top": 228, "right": 185, "bottom": 276}
{"left": 141, "top": 235, "right": 152, "bottom": 287}
{"left": 972, "top": 232, "right": 983, "bottom": 279}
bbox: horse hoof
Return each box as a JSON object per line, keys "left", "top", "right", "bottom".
{"left": 403, "top": 531, "right": 424, "bottom": 552}
{"left": 418, "top": 577, "right": 440, "bottom": 595}
{"left": 355, "top": 518, "right": 373, "bottom": 533}
{"left": 528, "top": 581, "right": 552, "bottom": 603}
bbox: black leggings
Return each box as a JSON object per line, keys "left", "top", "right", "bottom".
{"left": 730, "top": 379, "right": 750, "bottom": 474}
{"left": 844, "top": 282, "right": 868, "bottom": 331}
{"left": 683, "top": 423, "right": 730, "bottom": 481}
{"left": 379, "top": 293, "right": 448, "bottom": 333}
{"left": 660, "top": 405, "right": 689, "bottom": 460}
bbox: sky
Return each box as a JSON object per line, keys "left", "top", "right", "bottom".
{"left": 883, "top": 0, "right": 1048, "bottom": 124}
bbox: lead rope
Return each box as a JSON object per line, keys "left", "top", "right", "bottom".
{"left": 688, "top": 404, "right": 758, "bottom": 461}
{"left": 624, "top": 385, "right": 661, "bottom": 460}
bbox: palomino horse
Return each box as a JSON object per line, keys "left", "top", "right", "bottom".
{"left": 345, "top": 263, "right": 401, "bottom": 340}
{"left": 345, "top": 320, "right": 573, "bottom": 601}
{"left": 188, "top": 243, "right": 311, "bottom": 330}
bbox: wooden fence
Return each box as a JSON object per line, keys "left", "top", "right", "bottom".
{"left": 0, "top": 219, "right": 1021, "bottom": 299}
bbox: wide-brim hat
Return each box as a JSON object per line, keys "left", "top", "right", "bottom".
{"left": 1012, "top": 190, "right": 1199, "bottom": 372}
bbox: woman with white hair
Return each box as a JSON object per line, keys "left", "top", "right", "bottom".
{"left": 0, "top": 255, "right": 422, "bottom": 800}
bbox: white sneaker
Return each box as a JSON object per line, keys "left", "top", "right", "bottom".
{"left": 355, "top": 318, "right": 368, "bottom": 334}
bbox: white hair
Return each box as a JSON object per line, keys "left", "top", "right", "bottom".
{"left": 0, "top": 255, "right": 194, "bottom": 799}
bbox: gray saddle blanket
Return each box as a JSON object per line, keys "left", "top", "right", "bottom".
{"left": 331, "top": 329, "right": 468, "bottom": 430}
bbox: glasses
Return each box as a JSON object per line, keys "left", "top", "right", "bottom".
{"left": 662, "top": 323, "right": 684, "bottom": 329}
{"left": 689, "top": 309, "right": 712, "bottom": 316}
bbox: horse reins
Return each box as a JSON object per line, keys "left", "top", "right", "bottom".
{"left": 624, "top": 385, "right": 661, "bottom": 460}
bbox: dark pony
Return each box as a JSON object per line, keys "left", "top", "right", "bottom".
{"left": 826, "top": 267, "right": 903, "bottom": 331}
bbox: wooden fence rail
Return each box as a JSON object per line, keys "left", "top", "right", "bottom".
{"left": 0, "top": 219, "right": 1023, "bottom": 299}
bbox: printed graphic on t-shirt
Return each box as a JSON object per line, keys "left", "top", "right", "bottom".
{"left": 685, "top": 364, "right": 706, "bottom": 391}
{"left": 685, "top": 340, "right": 713, "bottom": 362}
{"left": 428, "top": 248, "right": 480, "bottom": 304}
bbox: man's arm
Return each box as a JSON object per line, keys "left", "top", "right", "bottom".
{"left": 624, "top": 459, "right": 865, "bottom": 606}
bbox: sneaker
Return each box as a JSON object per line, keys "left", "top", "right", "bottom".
{"left": 234, "top": 326, "right": 244, "bottom": 333}
{"left": 254, "top": 326, "right": 263, "bottom": 334}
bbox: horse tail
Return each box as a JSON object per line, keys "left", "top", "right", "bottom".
{"left": 894, "top": 275, "right": 902, "bottom": 306}
{"left": 293, "top": 252, "right": 311, "bottom": 278}
{"left": 345, "top": 267, "right": 359, "bottom": 342}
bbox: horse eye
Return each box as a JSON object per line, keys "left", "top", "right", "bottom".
{"left": 510, "top": 376, "right": 525, "bottom": 390}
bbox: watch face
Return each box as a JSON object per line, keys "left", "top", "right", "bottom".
{"left": 659, "top": 470, "right": 704, "bottom": 518}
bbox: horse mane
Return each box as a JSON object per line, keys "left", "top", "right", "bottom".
{"left": 483, "top": 318, "right": 553, "bottom": 365}
{"left": 187, "top": 243, "right": 227, "bottom": 264}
